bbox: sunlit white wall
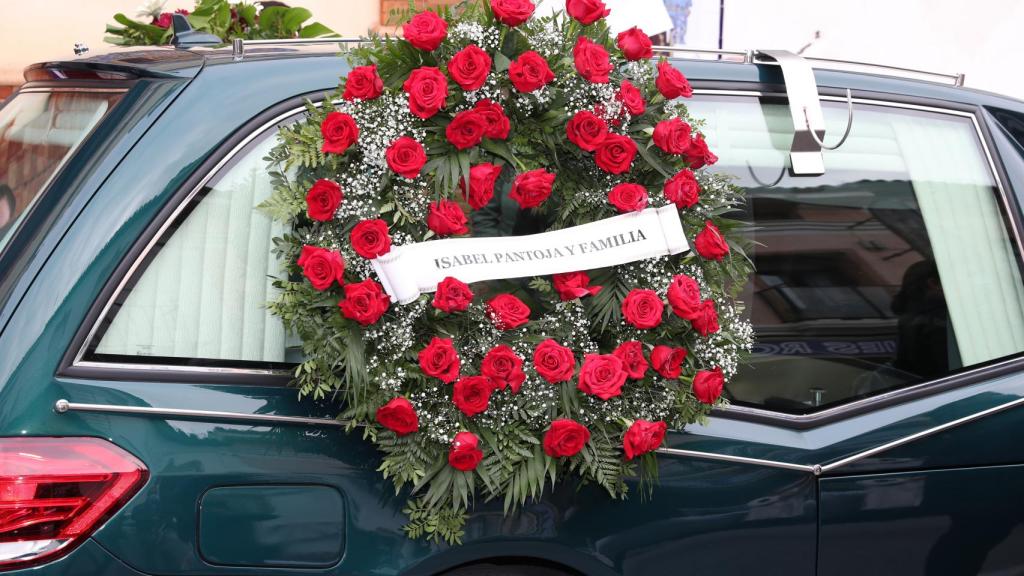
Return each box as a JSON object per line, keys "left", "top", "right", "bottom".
{"left": 0, "top": 0, "right": 380, "bottom": 85}
{"left": 0, "top": 0, "right": 1020, "bottom": 99}
{"left": 684, "top": 0, "right": 1023, "bottom": 99}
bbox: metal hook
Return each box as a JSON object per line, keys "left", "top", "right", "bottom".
{"left": 747, "top": 162, "right": 786, "bottom": 188}
{"left": 804, "top": 88, "right": 854, "bottom": 151}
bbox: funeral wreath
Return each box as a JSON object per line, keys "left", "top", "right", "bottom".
{"left": 262, "top": 0, "right": 754, "bottom": 544}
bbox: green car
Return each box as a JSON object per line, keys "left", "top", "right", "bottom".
{"left": 3, "top": 38, "right": 1024, "bottom": 576}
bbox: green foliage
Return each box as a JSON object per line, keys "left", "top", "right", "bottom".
{"left": 261, "top": 0, "right": 754, "bottom": 546}
{"left": 105, "top": 0, "right": 337, "bottom": 46}
{"left": 403, "top": 497, "right": 467, "bottom": 544}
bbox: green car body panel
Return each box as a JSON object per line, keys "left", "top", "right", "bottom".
{"left": 2, "top": 45, "right": 1024, "bottom": 575}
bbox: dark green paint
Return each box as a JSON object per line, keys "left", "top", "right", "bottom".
{"left": 199, "top": 485, "right": 345, "bottom": 568}
{"left": 2, "top": 46, "right": 1024, "bottom": 575}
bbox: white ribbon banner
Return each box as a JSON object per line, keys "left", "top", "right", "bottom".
{"left": 372, "top": 204, "right": 690, "bottom": 304}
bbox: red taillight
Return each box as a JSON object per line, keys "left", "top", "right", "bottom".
{"left": 0, "top": 437, "right": 148, "bottom": 570}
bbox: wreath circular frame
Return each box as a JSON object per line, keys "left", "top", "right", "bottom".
{"left": 263, "top": 0, "right": 754, "bottom": 544}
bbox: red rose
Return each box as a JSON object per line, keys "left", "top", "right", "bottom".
{"left": 566, "top": 0, "right": 609, "bottom": 24}
{"left": 652, "top": 118, "right": 692, "bottom": 155}
{"left": 433, "top": 276, "right": 474, "bottom": 312}
{"left": 481, "top": 345, "right": 526, "bottom": 393}
{"left": 452, "top": 375, "right": 494, "bottom": 417}
{"left": 623, "top": 419, "right": 667, "bottom": 460}
{"left": 573, "top": 36, "right": 612, "bottom": 84}
{"left": 490, "top": 0, "right": 535, "bottom": 26}
{"left": 305, "top": 178, "right": 343, "bottom": 221}
{"left": 690, "top": 299, "right": 720, "bottom": 336}
{"left": 153, "top": 12, "right": 173, "bottom": 28}
{"left": 667, "top": 273, "right": 702, "bottom": 319}
{"left": 577, "top": 353, "right": 627, "bottom": 400}
{"left": 617, "top": 80, "right": 646, "bottom": 116}
{"left": 509, "top": 168, "right": 555, "bottom": 209}
{"left": 343, "top": 64, "right": 384, "bottom": 101}
{"left": 664, "top": 169, "right": 700, "bottom": 208}
{"left": 447, "top": 44, "right": 492, "bottom": 91}
{"left": 445, "top": 109, "right": 487, "bottom": 150}
{"left": 594, "top": 134, "right": 637, "bottom": 174}
{"left": 565, "top": 110, "right": 608, "bottom": 152}
{"left": 552, "top": 271, "right": 602, "bottom": 301}
{"left": 338, "top": 279, "right": 390, "bottom": 325}
{"left": 350, "top": 219, "right": 392, "bottom": 259}
{"left": 449, "top": 431, "right": 483, "bottom": 471}
{"left": 486, "top": 294, "right": 531, "bottom": 330}
{"left": 693, "top": 366, "right": 724, "bottom": 404}
{"left": 612, "top": 341, "right": 649, "bottom": 379}
{"left": 375, "top": 397, "right": 418, "bottom": 436}
{"left": 386, "top": 136, "right": 427, "bottom": 178}
{"left": 694, "top": 220, "right": 729, "bottom": 260}
{"left": 656, "top": 60, "right": 693, "bottom": 99}
{"left": 297, "top": 245, "right": 345, "bottom": 291}
{"left": 419, "top": 336, "right": 461, "bottom": 382}
{"left": 403, "top": 66, "right": 448, "bottom": 119}
{"left": 616, "top": 27, "right": 652, "bottom": 60}
{"left": 621, "top": 288, "right": 664, "bottom": 329}
{"left": 402, "top": 11, "right": 447, "bottom": 51}
{"left": 651, "top": 345, "right": 687, "bottom": 379}
{"left": 533, "top": 339, "right": 576, "bottom": 383}
{"left": 321, "top": 111, "right": 359, "bottom": 155}
{"left": 608, "top": 183, "right": 648, "bottom": 213}
{"left": 460, "top": 162, "right": 503, "bottom": 209}
{"left": 543, "top": 419, "right": 591, "bottom": 458}
{"left": 685, "top": 134, "right": 718, "bottom": 169}
{"left": 473, "top": 99, "right": 510, "bottom": 139}
{"left": 508, "top": 51, "right": 554, "bottom": 93}
{"left": 427, "top": 200, "right": 469, "bottom": 236}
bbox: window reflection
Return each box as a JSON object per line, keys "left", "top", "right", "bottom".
{"left": 688, "top": 95, "right": 1023, "bottom": 414}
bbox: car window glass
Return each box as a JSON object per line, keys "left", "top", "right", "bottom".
{"left": 0, "top": 90, "right": 123, "bottom": 253}
{"left": 90, "top": 125, "right": 291, "bottom": 366}
{"left": 687, "top": 94, "right": 1024, "bottom": 413}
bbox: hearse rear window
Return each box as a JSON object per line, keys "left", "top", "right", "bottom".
{"left": 0, "top": 90, "right": 123, "bottom": 254}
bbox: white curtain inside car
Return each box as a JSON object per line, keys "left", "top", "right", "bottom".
{"left": 96, "top": 135, "right": 286, "bottom": 362}
{"left": 888, "top": 112, "right": 1024, "bottom": 365}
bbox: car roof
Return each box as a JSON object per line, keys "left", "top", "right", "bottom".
{"left": 26, "top": 43, "right": 1024, "bottom": 113}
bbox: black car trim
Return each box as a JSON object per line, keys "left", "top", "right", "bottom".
{"left": 62, "top": 82, "right": 1024, "bottom": 431}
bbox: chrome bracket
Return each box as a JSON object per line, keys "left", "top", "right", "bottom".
{"left": 754, "top": 49, "right": 833, "bottom": 176}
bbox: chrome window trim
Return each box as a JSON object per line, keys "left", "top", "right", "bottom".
{"left": 54, "top": 394, "right": 1024, "bottom": 476}
{"left": 72, "top": 359, "right": 289, "bottom": 376}
{"left": 72, "top": 104, "right": 309, "bottom": 372}
{"left": 16, "top": 87, "right": 130, "bottom": 94}
{"left": 74, "top": 90, "right": 1024, "bottom": 428}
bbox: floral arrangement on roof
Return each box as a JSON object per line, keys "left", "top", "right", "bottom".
{"left": 105, "top": 0, "right": 335, "bottom": 46}
{"left": 261, "top": 0, "right": 753, "bottom": 545}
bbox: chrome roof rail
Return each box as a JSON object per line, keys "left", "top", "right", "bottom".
{"left": 231, "top": 39, "right": 963, "bottom": 87}
{"left": 652, "top": 46, "right": 754, "bottom": 63}
{"left": 232, "top": 37, "right": 366, "bottom": 60}
{"left": 798, "top": 55, "right": 965, "bottom": 87}
{"left": 653, "top": 45, "right": 963, "bottom": 87}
